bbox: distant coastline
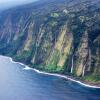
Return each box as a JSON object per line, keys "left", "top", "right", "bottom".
{"left": 0, "top": 55, "right": 100, "bottom": 89}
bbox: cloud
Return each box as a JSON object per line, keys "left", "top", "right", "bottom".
{"left": 0, "top": 0, "right": 37, "bottom": 3}
{"left": 0, "top": 0, "right": 38, "bottom": 10}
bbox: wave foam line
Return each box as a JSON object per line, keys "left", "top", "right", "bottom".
{"left": 23, "top": 66, "right": 32, "bottom": 70}
{"left": 33, "top": 69, "right": 100, "bottom": 89}
{"left": 0, "top": 55, "right": 100, "bottom": 89}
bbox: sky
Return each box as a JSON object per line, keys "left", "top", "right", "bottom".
{"left": 0, "top": 0, "right": 38, "bottom": 10}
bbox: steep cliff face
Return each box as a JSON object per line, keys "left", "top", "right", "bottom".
{"left": 75, "top": 31, "right": 89, "bottom": 77}
{"left": 0, "top": 0, "right": 100, "bottom": 82}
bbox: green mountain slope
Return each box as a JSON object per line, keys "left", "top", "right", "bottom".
{"left": 0, "top": 0, "right": 100, "bottom": 84}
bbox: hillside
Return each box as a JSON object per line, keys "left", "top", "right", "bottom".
{"left": 0, "top": 0, "right": 100, "bottom": 84}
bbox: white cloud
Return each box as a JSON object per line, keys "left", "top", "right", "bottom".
{"left": 0, "top": 0, "right": 38, "bottom": 10}
{"left": 0, "top": 0, "right": 37, "bottom": 3}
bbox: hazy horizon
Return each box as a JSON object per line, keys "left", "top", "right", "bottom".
{"left": 0, "top": 0, "right": 38, "bottom": 10}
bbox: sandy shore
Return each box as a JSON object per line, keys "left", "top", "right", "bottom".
{"left": 0, "top": 55, "right": 100, "bottom": 89}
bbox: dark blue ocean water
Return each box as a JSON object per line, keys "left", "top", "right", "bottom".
{"left": 0, "top": 56, "right": 100, "bottom": 100}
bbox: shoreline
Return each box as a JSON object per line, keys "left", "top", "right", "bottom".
{"left": 0, "top": 55, "right": 100, "bottom": 89}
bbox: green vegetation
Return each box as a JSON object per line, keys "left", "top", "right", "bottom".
{"left": 83, "top": 75, "right": 100, "bottom": 82}
{"left": 51, "top": 13, "right": 59, "bottom": 18}
{"left": 19, "top": 32, "right": 24, "bottom": 37}
{"left": 45, "top": 64, "right": 64, "bottom": 73}
{"left": 45, "top": 64, "right": 57, "bottom": 72}
{"left": 49, "top": 50, "right": 60, "bottom": 65}
{"left": 14, "top": 50, "right": 32, "bottom": 61}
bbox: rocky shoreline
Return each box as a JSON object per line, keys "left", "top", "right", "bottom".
{"left": 0, "top": 55, "right": 100, "bottom": 89}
